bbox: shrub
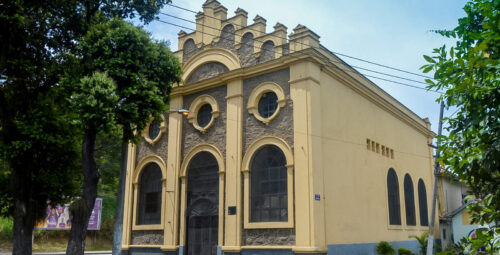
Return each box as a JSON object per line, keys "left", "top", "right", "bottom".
{"left": 376, "top": 241, "right": 396, "bottom": 255}
{"left": 397, "top": 247, "right": 413, "bottom": 255}
{"left": 0, "top": 217, "right": 13, "bottom": 240}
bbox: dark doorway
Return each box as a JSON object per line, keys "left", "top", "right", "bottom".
{"left": 186, "top": 151, "right": 219, "bottom": 255}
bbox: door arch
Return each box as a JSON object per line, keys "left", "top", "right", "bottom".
{"left": 185, "top": 151, "right": 219, "bottom": 255}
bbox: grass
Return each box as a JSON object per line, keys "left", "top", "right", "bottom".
{"left": 0, "top": 232, "right": 112, "bottom": 252}
{"left": 0, "top": 197, "right": 116, "bottom": 252}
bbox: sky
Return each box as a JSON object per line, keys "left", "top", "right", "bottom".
{"left": 142, "top": 0, "right": 468, "bottom": 134}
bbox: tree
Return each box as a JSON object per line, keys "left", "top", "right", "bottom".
{"left": 0, "top": 1, "right": 173, "bottom": 254}
{"left": 64, "top": 18, "right": 181, "bottom": 255}
{"left": 422, "top": 0, "right": 500, "bottom": 251}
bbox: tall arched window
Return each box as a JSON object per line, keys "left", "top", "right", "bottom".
{"left": 404, "top": 174, "right": 416, "bottom": 226}
{"left": 387, "top": 168, "right": 401, "bottom": 225}
{"left": 250, "top": 145, "right": 287, "bottom": 222}
{"left": 137, "top": 163, "right": 163, "bottom": 225}
{"left": 418, "top": 179, "right": 429, "bottom": 226}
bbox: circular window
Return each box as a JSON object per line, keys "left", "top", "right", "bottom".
{"left": 247, "top": 82, "right": 286, "bottom": 125}
{"left": 148, "top": 120, "right": 161, "bottom": 141}
{"left": 142, "top": 115, "right": 167, "bottom": 145}
{"left": 258, "top": 92, "right": 278, "bottom": 118}
{"left": 197, "top": 104, "right": 213, "bottom": 128}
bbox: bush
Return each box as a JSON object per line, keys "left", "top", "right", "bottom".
{"left": 0, "top": 217, "right": 13, "bottom": 240}
{"left": 397, "top": 247, "right": 413, "bottom": 255}
{"left": 98, "top": 217, "right": 114, "bottom": 241}
{"left": 376, "top": 241, "right": 396, "bottom": 255}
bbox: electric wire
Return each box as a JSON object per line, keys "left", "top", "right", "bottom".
{"left": 166, "top": 3, "right": 435, "bottom": 80}
{"left": 161, "top": 12, "right": 430, "bottom": 86}
{"left": 155, "top": 19, "right": 442, "bottom": 94}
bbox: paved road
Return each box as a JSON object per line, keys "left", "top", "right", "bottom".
{"left": 0, "top": 251, "right": 111, "bottom": 255}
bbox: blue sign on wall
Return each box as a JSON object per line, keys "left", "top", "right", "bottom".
{"left": 314, "top": 194, "right": 321, "bottom": 201}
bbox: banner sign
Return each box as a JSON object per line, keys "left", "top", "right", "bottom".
{"left": 35, "top": 198, "right": 102, "bottom": 230}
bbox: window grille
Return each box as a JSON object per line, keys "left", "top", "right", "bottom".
{"left": 197, "top": 104, "right": 213, "bottom": 128}
{"left": 137, "top": 163, "right": 162, "bottom": 225}
{"left": 404, "top": 174, "right": 416, "bottom": 226}
{"left": 418, "top": 179, "right": 429, "bottom": 226}
{"left": 257, "top": 92, "right": 278, "bottom": 118}
{"left": 387, "top": 168, "right": 401, "bottom": 225}
{"left": 250, "top": 145, "right": 288, "bottom": 222}
{"left": 148, "top": 120, "right": 161, "bottom": 140}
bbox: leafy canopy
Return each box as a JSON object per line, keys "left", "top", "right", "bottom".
{"left": 69, "top": 18, "right": 182, "bottom": 141}
{"left": 422, "top": 0, "right": 499, "bottom": 250}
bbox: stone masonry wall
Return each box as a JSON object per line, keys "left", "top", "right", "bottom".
{"left": 136, "top": 121, "right": 169, "bottom": 167}
{"left": 182, "top": 85, "right": 227, "bottom": 159}
{"left": 131, "top": 230, "right": 164, "bottom": 245}
{"left": 241, "top": 68, "right": 295, "bottom": 246}
{"left": 242, "top": 68, "right": 293, "bottom": 154}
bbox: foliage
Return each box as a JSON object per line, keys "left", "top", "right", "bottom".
{"left": 72, "top": 18, "right": 182, "bottom": 141}
{"left": 421, "top": 0, "right": 500, "bottom": 251}
{"left": 409, "top": 232, "right": 428, "bottom": 255}
{"left": 0, "top": 217, "right": 13, "bottom": 240}
{"left": 95, "top": 132, "right": 122, "bottom": 196}
{"left": 397, "top": 247, "right": 413, "bottom": 255}
{"left": 0, "top": 0, "right": 175, "bottom": 253}
{"left": 70, "top": 71, "right": 119, "bottom": 132}
{"left": 376, "top": 241, "right": 396, "bottom": 255}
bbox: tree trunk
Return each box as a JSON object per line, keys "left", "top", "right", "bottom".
{"left": 66, "top": 128, "right": 99, "bottom": 255}
{"left": 12, "top": 199, "right": 34, "bottom": 255}
{"left": 12, "top": 162, "right": 34, "bottom": 255}
{"left": 112, "top": 140, "right": 129, "bottom": 255}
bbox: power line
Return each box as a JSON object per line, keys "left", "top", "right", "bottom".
{"left": 161, "top": 12, "right": 430, "bottom": 86}
{"left": 155, "top": 18, "right": 442, "bottom": 93}
{"left": 166, "top": 3, "right": 435, "bottom": 80}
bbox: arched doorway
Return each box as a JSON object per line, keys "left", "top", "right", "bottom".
{"left": 185, "top": 151, "right": 219, "bottom": 255}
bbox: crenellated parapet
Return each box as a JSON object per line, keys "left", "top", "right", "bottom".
{"left": 175, "top": 0, "right": 321, "bottom": 67}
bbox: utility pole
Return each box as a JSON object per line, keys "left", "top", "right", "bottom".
{"left": 426, "top": 101, "right": 445, "bottom": 255}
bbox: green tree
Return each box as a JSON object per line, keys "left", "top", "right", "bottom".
{"left": 422, "top": 0, "right": 500, "bottom": 252}
{"left": 0, "top": 1, "right": 173, "bottom": 254}
{"left": 64, "top": 18, "right": 181, "bottom": 255}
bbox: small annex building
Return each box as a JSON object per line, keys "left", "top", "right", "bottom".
{"left": 120, "top": 1, "right": 438, "bottom": 254}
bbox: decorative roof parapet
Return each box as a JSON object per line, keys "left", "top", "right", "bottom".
{"left": 253, "top": 15, "right": 267, "bottom": 26}
{"left": 235, "top": 8, "right": 248, "bottom": 17}
{"left": 289, "top": 24, "right": 320, "bottom": 52}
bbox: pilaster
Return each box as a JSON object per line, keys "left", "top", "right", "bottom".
{"left": 223, "top": 79, "right": 243, "bottom": 251}
{"left": 162, "top": 95, "right": 184, "bottom": 249}
{"left": 122, "top": 143, "right": 136, "bottom": 250}
{"left": 289, "top": 61, "right": 326, "bottom": 253}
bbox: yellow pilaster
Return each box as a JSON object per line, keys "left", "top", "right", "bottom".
{"left": 223, "top": 79, "right": 243, "bottom": 251}
{"left": 290, "top": 61, "right": 327, "bottom": 252}
{"left": 162, "top": 95, "right": 184, "bottom": 250}
{"left": 122, "top": 143, "right": 136, "bottom": 250}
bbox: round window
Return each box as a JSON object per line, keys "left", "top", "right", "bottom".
{"left": 197, "top": 104, "right": 213, "bottom": 128}
{"left": 258, "top": 92, "right": 278, "bottom": 118}
{"left": 148, "top": 120, "right": 161, "bottom": 140}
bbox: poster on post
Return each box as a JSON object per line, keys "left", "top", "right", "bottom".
{"left": 35, "top": 198, "right": 102, "bottom": 230}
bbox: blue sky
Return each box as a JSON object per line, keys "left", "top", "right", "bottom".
{"left": 143, "top": 0, "right": 468, "bottom": 134}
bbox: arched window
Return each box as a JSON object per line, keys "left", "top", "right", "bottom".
{"left": 404, "top": 174, "right": 416, "bottom": 226}
{"left": 260, "top": 40, "right": 275, "bottom": 62}
{"left": 183, "top": 39, "right": 197, "bottom": 62}
{"left": 137, "top": 163, "right": 162, "bottom": 225}
{"left": 250, "top": 145, "right": 287, "bottom": 222}
{"left": 219, "top": 24, "right": 235, "bottom": 46}
{"left": 387, "top": 168, "right": 401, "bottom": 225}
{"left": 418, "top": 179, "right": 429, "bottom": 226}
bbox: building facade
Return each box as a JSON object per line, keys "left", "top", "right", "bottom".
{"left": 121, "top": 1, "right": 438, "bottom": 254}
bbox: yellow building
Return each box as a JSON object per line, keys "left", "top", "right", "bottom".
{"left": 121, "top": 1, "right": 438, "bottom": 254}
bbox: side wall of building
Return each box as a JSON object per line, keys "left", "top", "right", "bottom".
{"left": 315, "top": 65, "right": 436, "bottom": 253}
